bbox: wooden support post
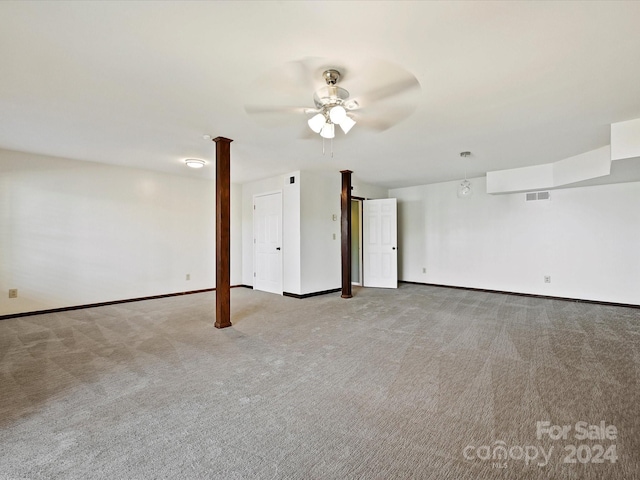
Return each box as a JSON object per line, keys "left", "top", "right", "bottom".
{"left": 340, "top": 170, "right": 353, "bottom": 298}
{"left": 214, "top": 137, "right": 233, "bottom": 328}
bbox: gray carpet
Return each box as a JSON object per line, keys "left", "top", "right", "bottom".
{"left": 0, "top": 284, "right": 638, "bottom": 479}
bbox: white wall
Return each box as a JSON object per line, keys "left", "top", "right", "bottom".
{"left": 0, "top": 149, "right": 243, "bottom": 316}
{"left": 241, "top": 170, "right": 342, "bottom": 295}
{"left": 241, "top": 174, "right": 288, "bottom": 287}
{"left": 352, "top": 175, "right": 388, "bottom": 199}
{"left": 486, "top": 146, "right": 612, "bottom": 193}
{"left": 300, "top": 171, "right": 341, "bottom": 294}
{"left": 230, "top": 182, "right": 243, "bottom": 287}
{"left": 611, "top": 117, "right": 640, "bottom": 161}
{"left": 283, "top": 171, "right": 301, "bottom": 294}
{"left": 390, "top": 177, "right": 640, "bottom": 305}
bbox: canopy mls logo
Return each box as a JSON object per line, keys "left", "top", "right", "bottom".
{"left": 463, "top": 420, "right": 618, "bottom": 469}
{"left": 462, "top": 441, "right": 552, "bottom": 468}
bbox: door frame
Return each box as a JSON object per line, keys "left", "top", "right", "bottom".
{"left": 351, "top": 197, "right": 364, "bottom": 286}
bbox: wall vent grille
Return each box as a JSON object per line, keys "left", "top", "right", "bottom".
{"left": 526, "top": 191, "right": 551, "bottom": 201}
{"left": 537, "top": 191, "right": 550, "bottom": 200}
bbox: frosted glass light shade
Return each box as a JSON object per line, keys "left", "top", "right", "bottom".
{"left": 329, "top": 105, "right": 347, "bottom": 124}
{"left": 338, "top": 115, "right": 356, "bottom": 134}
{"left": 185, "top": 159, "right": 205, "bottom": 168}
{"left": 457, "top": 179, "right": 473, "bottom": 198}
{"left": 320, "top": 123, "right": 335, "bottom": 139}
{"left": 308, "top": 113, "right": 326, "bottom": 133}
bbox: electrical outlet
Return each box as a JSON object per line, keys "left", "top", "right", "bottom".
{"left": 544, "top": 276, "right": 551, "bottom": 284}
{"left": 422, "top": 268, "right": 426, "bottom": 274}
{"left": 186, "top": 274, "right": 190, "bottom": 281}
{"left": 8, "top": 289, "right": 18, "bottom": 298}
{"left": 333, "top": 233, "right": 336, "bottom": 240}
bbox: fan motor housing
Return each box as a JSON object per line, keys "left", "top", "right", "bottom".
{"left": 313, "top": 86, "right": 350, "bottom": 109}
{"left": 322, "top": 69, "right": 340, "bottom": 85}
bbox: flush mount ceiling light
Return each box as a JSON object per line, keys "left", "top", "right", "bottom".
{"left": 457, "top": 151, "right": 473, "bottom": 198}
{"left": 306, "top": 69, "right": 357, "bottom": 141}
{"left": 185, "top": 158, "right": 205, "bottom": 169}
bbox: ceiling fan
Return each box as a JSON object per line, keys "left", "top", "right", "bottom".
{"left": 306, "top": 69, "right": 357, "bottom": 139}
{"left": 244, "top": 58, "right": 421, "bottom": 141}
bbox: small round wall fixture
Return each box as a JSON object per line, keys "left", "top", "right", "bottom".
{"left": 185, "top": 158, "right": 205, "bottom": 169}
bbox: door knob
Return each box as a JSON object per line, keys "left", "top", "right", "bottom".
{"left": 392, "top": 247, "right": 396, "bottom": 250}
{"left": 276, "top": 247, "right": 281, "bottom": 251}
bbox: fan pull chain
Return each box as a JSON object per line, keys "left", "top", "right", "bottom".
{"left": 321, "top": 136, "right": 334, "bottom": 157}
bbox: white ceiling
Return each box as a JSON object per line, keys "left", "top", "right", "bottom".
{"left": 1, "top": 1, "right": 640, "bottom": 189}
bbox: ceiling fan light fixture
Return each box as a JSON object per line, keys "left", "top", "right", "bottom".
{"left": 185, "top": 158, "right": 205, "bottom": 169}
{"left": 329, "top": 105, "right": 347, "bottom": 124}
{"left": 339, "top": 115, "right": 356, "bottom": 134}
{"left": 308, "top": 113, "right": 326, "bottom": 133}
{"left": 320, "top": 122, "right": 335, "bottom": 139}
{"left": 245, "top": 63, "right": 422, "bottom": 155}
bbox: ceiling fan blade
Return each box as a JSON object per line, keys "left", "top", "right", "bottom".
{"left": 244, "top": 105, "right": 310, "bottom": 115}
{"left": 352, "top": 115, "right": 395, "bottom": 132}
{"left": 248, "top": 57, "right": 325, "bottom": 101}
{"left": 351, "top": 75, "right": 420, "bottom": 108}
{"left": 298, "top": 127, "right": 317, "bottom": 140}
{"left": 244, "top": 106, "right": 309, "bottom": 128}
{"left": 286, "top": 57, "right": 323, "bottom": 91}
{"left": 352, "top": 104, "right": 418, "bottom": 132}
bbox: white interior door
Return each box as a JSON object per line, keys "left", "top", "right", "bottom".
{"left": 363, "top": 198, "right": 397, "bottom": 288}
{"left": 253, "top": 192, "right": 283, "bottom": 294}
